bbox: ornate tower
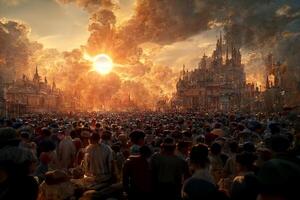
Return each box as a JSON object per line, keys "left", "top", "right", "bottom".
{"left": 33, "top": 65, "right": 40, "bottom": 83}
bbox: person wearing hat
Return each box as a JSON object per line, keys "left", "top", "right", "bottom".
{"left": 0, "top": 127, "right": 38, "bottom": 200}
{"left": 189, "top": 143, "right": 214, "bottom": 184}
{"left": 151, "top": 137, "right": 189, "bottom": 200}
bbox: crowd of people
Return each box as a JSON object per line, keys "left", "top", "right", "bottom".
{"left": 0, "top": 111, "right": 300, "bottom": 200}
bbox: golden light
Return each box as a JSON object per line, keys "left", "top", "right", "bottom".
{"left": 92, "top": 54, "right": 114, "bottom": 75}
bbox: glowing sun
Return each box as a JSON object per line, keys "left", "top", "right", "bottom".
{"left": 92, "top": 54, "right": 113, "bottom": 75}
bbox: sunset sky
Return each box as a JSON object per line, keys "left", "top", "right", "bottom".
{"left": 1, "top": 0, "right": 299, "bottom": 109}
{"left": 0, "top": 0, "right": 219, "bottom": 69}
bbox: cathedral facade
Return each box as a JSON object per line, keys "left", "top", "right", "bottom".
{"left": 3, "top": 66, "right": 63, "bottom": 116}
{"left": 174, "top": 34, "right": 260, "bottom": 112}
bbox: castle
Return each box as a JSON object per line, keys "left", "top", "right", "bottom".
{"left": 1, "top": 66, "right": 63, "bottom": 116}
{"left": 173, "top": 34, "right": 261, "bottom": 112}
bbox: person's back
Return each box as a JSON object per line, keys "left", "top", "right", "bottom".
{"left": 84, "top": 142, "right": 113, "bottom": 183}
{"left": 123, "top": 146, "right": 152, "bottom": 200}
{"left": 57, "top": 135, "right": 76, "bottom": 169}
{"left": 151, "top": 137, "right": 189, "bottom": 200}
{"left": 0, "top": 127, "right": 39, "bottom": 200}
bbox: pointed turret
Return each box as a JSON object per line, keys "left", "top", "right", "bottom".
{"left": 219, "top": 31, "right": 223, "bottom": 56}
{"left": 52, "top": 79, "right": 56, "bottom": 91}
{"left": 266, "top": 76, "right": 270, "bottom": 89}
{"left": 226, "top": 44, "right": 229, "bottom": 64}
{"left": 33, "top": 65, "right": 40, "bottom": 83}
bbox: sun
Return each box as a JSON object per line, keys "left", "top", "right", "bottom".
{"left": 92, "top": 54, "right": 113, "bottom": 75}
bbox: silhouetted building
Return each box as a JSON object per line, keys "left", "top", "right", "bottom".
{"left": 5, "top": 66, "right": 63, "bottom": 116}
{"left": 173, "top": 34, "right": 260, "bottom": 112}
{"left": 264, "top": 54, "right": 284, "bottom": 112}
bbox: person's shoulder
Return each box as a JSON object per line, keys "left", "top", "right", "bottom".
{"left": 99, "top": 143, "right": 113, "bottom": 153}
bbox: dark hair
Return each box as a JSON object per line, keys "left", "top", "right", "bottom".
{"left": 162, "top": 137, "right": 176, "bottom": 152}
{"left": 41, "top": 128, "right": 51, "bottom": 137}
{"left": 101, "top": 131, "right": 112, "bottom": 141}
{"left": 190, "top": 143, "right": 209, "bottom": 167}
{"left": 243, "top": 142, "right": 256, "bottom": 153}
{"left": 270, "top": 134, "right": 290, "bottom": 153}
{"left": 90, "top": 133, "right": 100, "bottom": 142}
{"left": 140, "top": 146, "right": 152, "bottom": 158}
{"left": 229, "top": 141, "right": 239, "bottom": 153}
{"left": 211, "top": 142, "right": 222, "bottom": 155}
{"left": 129, "top": 130, "right": 145, "bottom": 144}
{"left": 236, "top": 152, "right": 257, "bottom": 170}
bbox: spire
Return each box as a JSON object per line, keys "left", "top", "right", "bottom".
{"left": 33, "top": 65, "right": 40, "bottom": 83}
{"left": 220, "top": 31, "right": 223, "bottom": 56}
{"left": 52, "top": 79, "right": 56, "bottom": 90}
{"left": 44, "top": 76, "right": 47, "bottom": 84}
{"left": 182, "top": 64, "right": 186, "bottom": 78}
{"left": 35, "top": 65, "right": 38, "bottom": 75}
{"left": 226, "top": 44, "right": 229, "bottom": 63}
{"left": 266, "top": 76, "right": 270, "bottom": 89}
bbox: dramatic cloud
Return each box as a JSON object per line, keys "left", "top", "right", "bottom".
{"left": 2, "top": 0, "right": 300, "bottom": 110}
{"left": 0, "top": 18, "right": 42, "bottom": 82}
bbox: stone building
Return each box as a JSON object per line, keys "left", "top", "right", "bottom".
{"left": 173, "top": 34, "right": 260, "bottom": 112}
{"left": 4, "top": 66, "right": 63, "bottom": 116}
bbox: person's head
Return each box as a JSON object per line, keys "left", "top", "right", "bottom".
{"left": 257, "top": 159, "right": 300, "bottom": 200}
{"left": 129, "top": 130, "right": 145, "bottom": 146}
{"left": 269, "top": 134, "right": 290, "bottom": 153}
{"left": 44, "top": 170, "right": 70, "bottom": 185}
{"left": 177, "top": 141, "right": 190, "bottom": 155}
{"left": 0, "top": 127, "right": 20, "bottom": 148}
{"left": 95, "top": 122, "right": 101, "bottom": 129}
{"left": 243, "top": 142, "right": 256, "bottom": 153}
{"left": 101, "top": 131, "right": 112, "bottom": 141}
{"left": 41, "top": 127, "right": 52, "bottom": 137}
{"left": 20, "top": 131, "right": 30, "bottom": 142}
{"left": 161, "top": 137, "right": 176, "bottom": 153}
{"left": 210, "top": 142, "right": 222, "bottom": 155}
{"left": 118, "top": 133, "right": 127, "bottom": 145}
{"left": 89, "top": 132, "right": 100, "bottom": 144}
{"left": 183, "top": 178, "right": 228, "bottom": 200}
{"left": 189, "top": 143, "right": 209, "bottom": 169}
{"left": 139, "top": 145, "right": 152, "bottom": 158}
{"left": 236, "top": 152, "right": 257, "bottom": 173}
{"left": 231, "top": 174, "right": 260, "bottom": 200}
{"left": 229, "top": 140, "right": 239, "bottom": 154}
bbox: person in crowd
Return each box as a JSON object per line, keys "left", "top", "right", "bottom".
{"left": 230, "top": 152, "right": 259, "bottom": 200}
{"left": 123, "top": 145, "right": 153, "bottom": 200}
{"left": 188, "top": 143, "right": 214, "bottom": 184}
{"left": 151, "top": 137, "right": 189, "bottom": 200}
{"left": 209, "top": 142, "right": 228, "bottom": 183}
{"left": 38, "top": 170, "right": 77, "bottom": 200}
{"left": 176, "top": 141, "right": 190, "bottom": 161}
{"left": 20, "top": 131, "right": 37, "bottom": 156}
{"left": 83, "top": 132, "right": 115, "bottom": 186}
{"left": 129, "top": 130, "right": 145, "bottom": 155}
{"left": 0, "top": 127, "right": 39, "bottom": 200}
{"left": 57, "top": 130, "right": 76, "bottom": 169}
{"left": 0, "top": 111, "right": 299, "bottom": 200}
